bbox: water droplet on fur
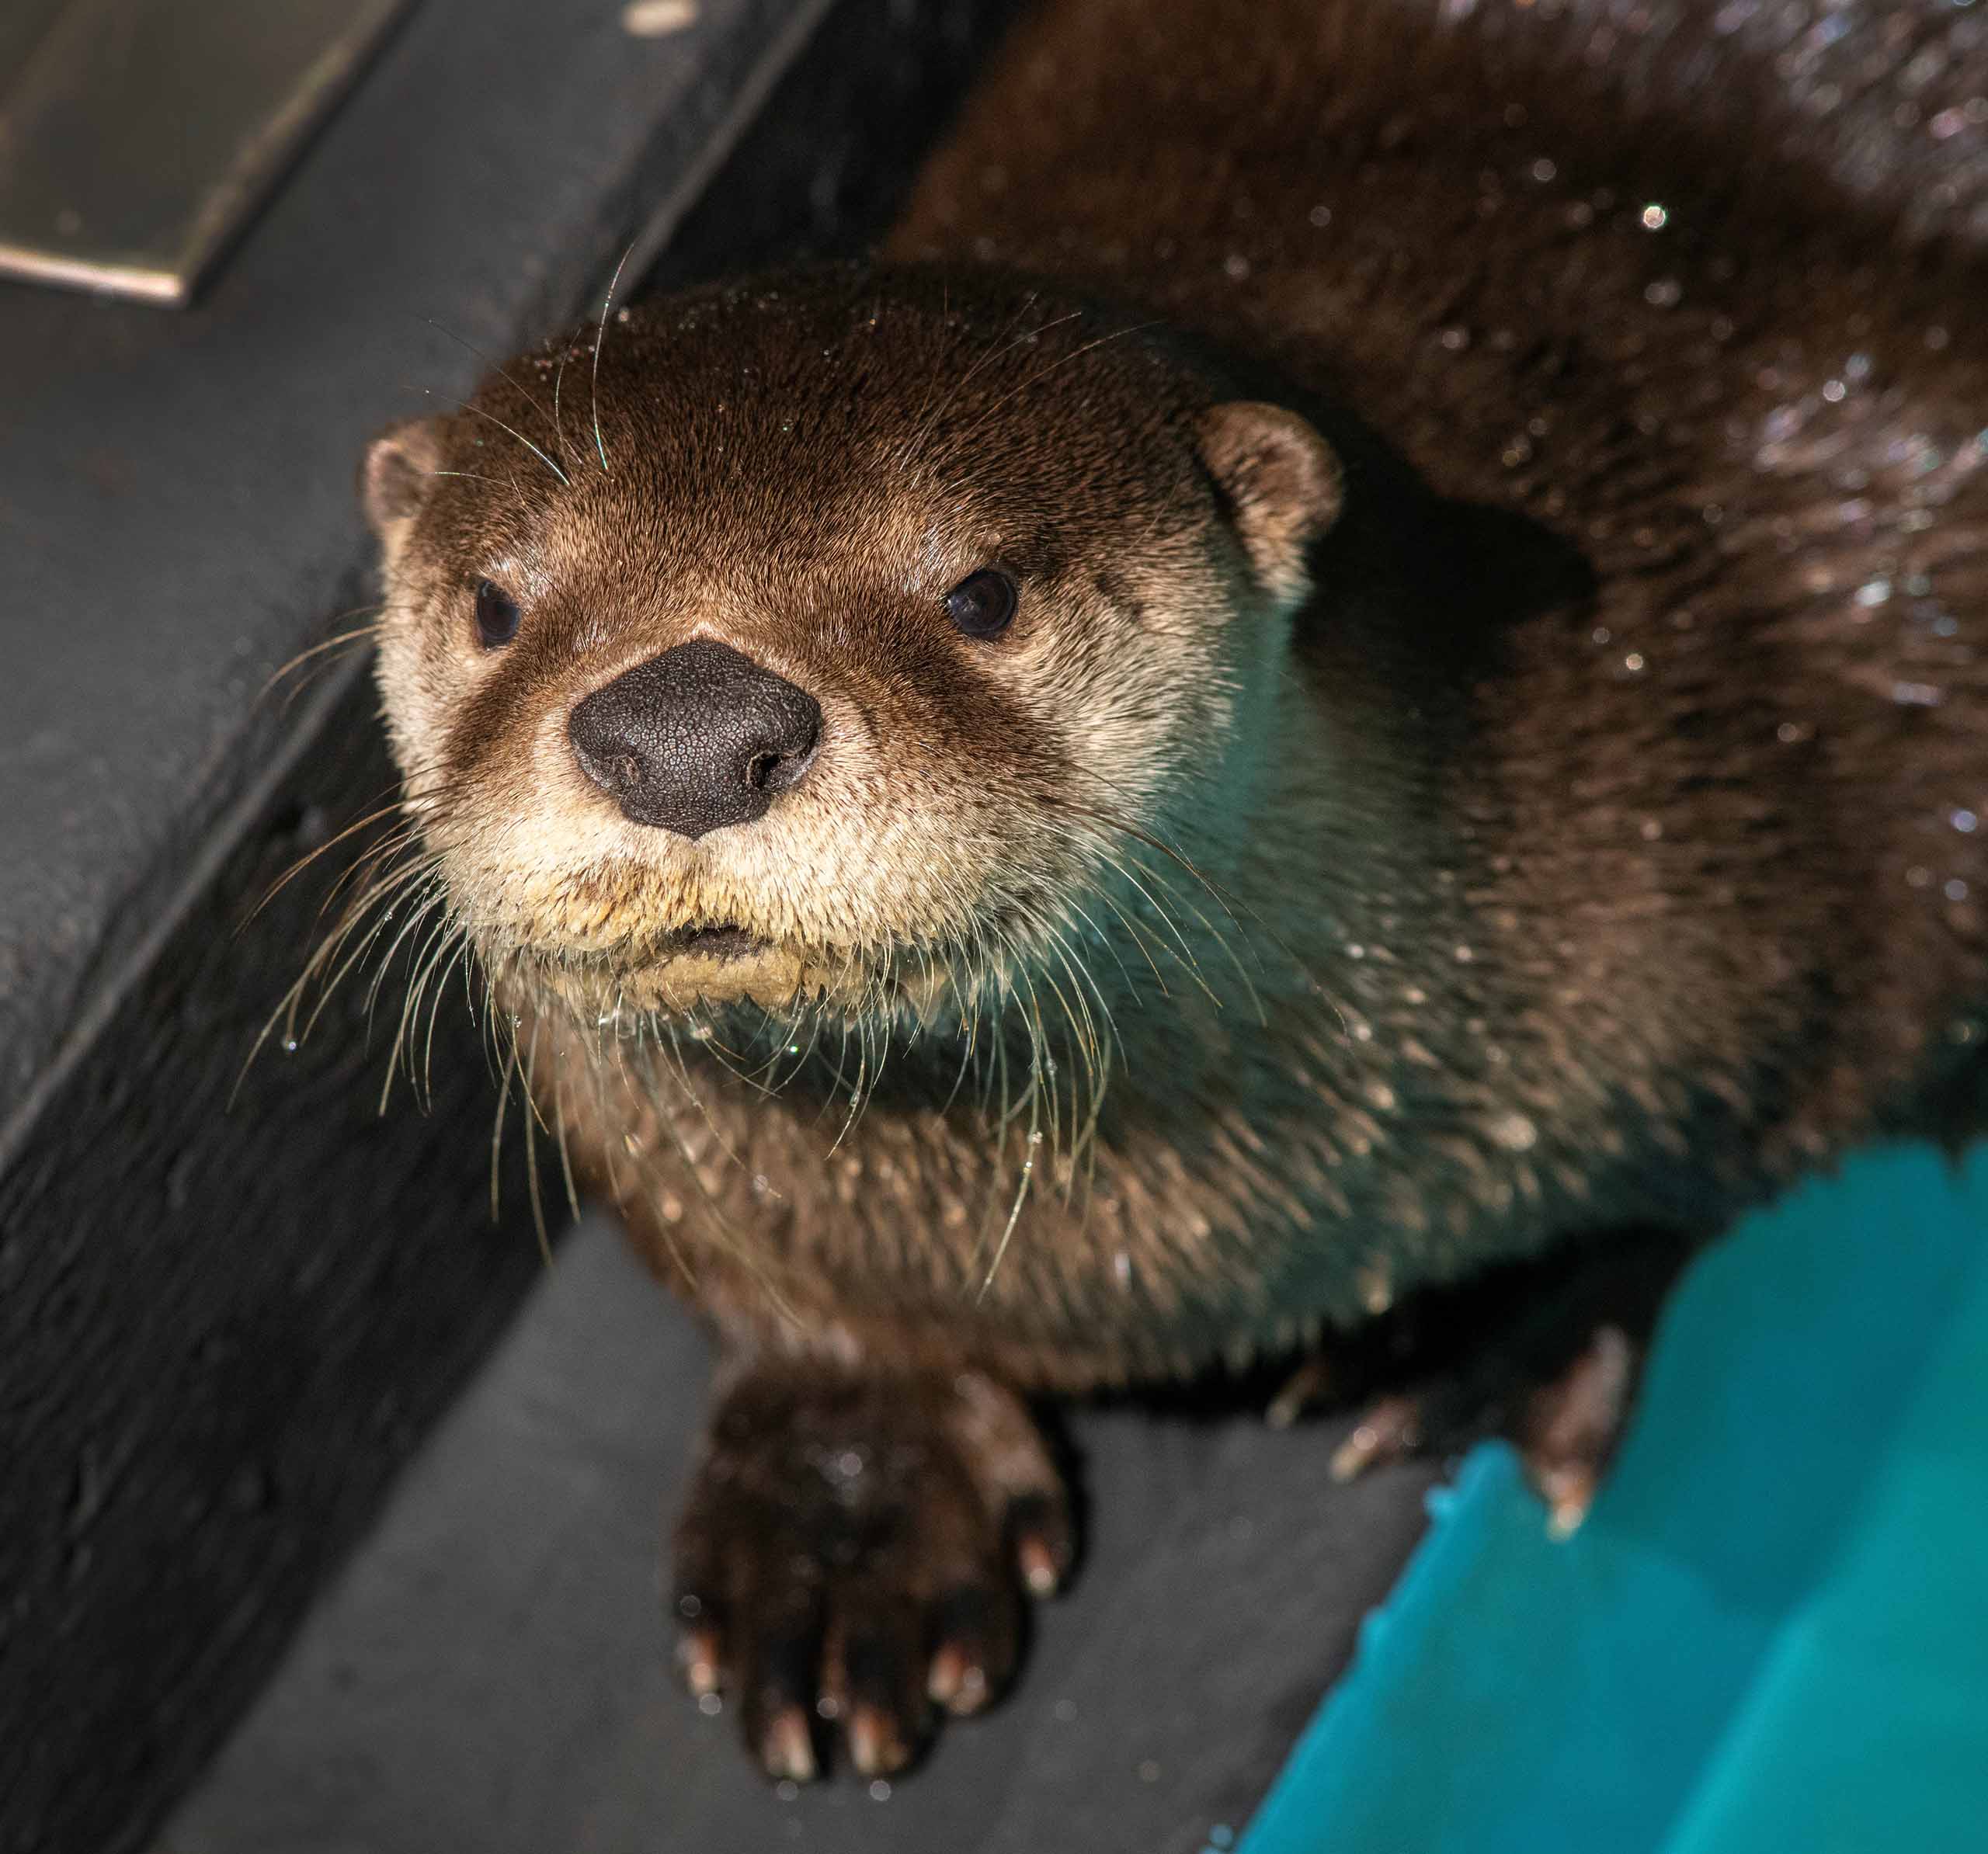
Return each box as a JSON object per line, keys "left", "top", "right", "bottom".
{"left": 281, "top": 1037, "right": 298, "bottom": 1054}
{"left": 1491, "top": 1112, "right": 1538, "bottom": 1151}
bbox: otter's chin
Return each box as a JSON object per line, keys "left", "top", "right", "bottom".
{"left": 611, "top": 937, "right": 820, "bottom": 1014}
{"left": 516, "top": 924, "right": 964, "bottom": 1026}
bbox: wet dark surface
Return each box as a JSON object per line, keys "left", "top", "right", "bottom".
{"left": 164, "top": 1216, "right": 1437, "bottom": 1854}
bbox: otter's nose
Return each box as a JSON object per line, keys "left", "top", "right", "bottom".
{"left": 568, "top": 639, "right": 822, "bottom": 838}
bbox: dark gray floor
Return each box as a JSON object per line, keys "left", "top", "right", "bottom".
{"left": 163, "top": 1216, "right": 1437, "bottom": 1854}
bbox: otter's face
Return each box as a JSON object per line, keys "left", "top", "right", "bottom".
{"left": 360, "top": 270, "right": 1339, "bottom": 1025}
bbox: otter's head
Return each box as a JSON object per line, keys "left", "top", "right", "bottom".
{"left": 360, "top": 267, "right": 1340, "bottom": 1031}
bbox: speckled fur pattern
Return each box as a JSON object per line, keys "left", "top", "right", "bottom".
{"left": 355, "top": 0, "right": 1988, "bottom": 1775}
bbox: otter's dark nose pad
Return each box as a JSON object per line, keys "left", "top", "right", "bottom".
{"left": 568, "top": 639, "right": 822, "bottom": 839}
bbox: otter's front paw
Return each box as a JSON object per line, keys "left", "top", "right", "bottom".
{"left": 670, "top": 1364, "right": 1072, "bottom": 1782}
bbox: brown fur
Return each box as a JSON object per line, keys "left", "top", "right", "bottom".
{"left": 355, "top": 0, "right": 1988, "bottom": 1774}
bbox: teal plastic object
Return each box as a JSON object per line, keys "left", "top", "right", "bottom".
{"left": 1235, "top": 1143, "right": 1988, "bottom": 1854}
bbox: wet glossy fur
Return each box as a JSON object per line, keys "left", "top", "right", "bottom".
{"left": 356, "top": 0, "right": 1988, "bottom": 1776}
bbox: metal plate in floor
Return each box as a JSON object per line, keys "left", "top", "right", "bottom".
{"left": 0, "top": 0, "right": 411, "bottom": 304}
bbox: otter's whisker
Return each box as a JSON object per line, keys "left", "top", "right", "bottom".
{"left": 520, "top": 1016, "right": 554, "bottom": 1268}
{"left": 244, "top": 797, "right": 417, "bottom": 929}
{"left": 260, "top": 610, "right": 385, "bottom": 710}
{"left": 364, "top": 885, "right": 448, "bottom": 1028}
{"left": 490, "top": 1027, "right": 520, "bottom": 1226}
{"left": 420, "top": 316, "right": 566, "bottom": 460}
{"left": 384, "top": 905, "right": 462, "bottom": 1113}
{"left": 1100, "top": 853, "right": 1221, "bottom": 1006}
{"left": 951, "top": 320, "right": 1163, "bottom": 450}
{"left": 590, "top": 240, "right": 638, "bottom": 474}
{"left": 415, "top": 387, "right": 569, "bottom": 488}
{"left": 421, "top": 929, "right": 475, "bottom": 1109}
{"left": 1064, "top": 776, "right": 1295, "bottom": 968}
{"left": 975, "top": 1011, "right": 1044, "bottom": 1303}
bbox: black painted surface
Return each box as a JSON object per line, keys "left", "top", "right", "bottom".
{"left": 0, "top": 669, "right": 544, "bottom": 1854}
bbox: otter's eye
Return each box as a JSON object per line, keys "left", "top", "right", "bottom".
{"left": 944, "top": 568, "right": 1018, "bottom": 641}
{"left": 474, "top": 579, "right": 521, "bottom": 649}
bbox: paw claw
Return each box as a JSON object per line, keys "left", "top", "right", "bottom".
{"left": 760, "top": 1706, "right": 818, "bottom": 1784}
{"left": 1543, "top": 1475, "right": 1596, "bottom": 1540}
{"left": 926, "top": 1643, "right": 964, "bottom": 1706}
{"left": 676, "top": 1625, "right": 721, "bottom": 1698}
{"left": 1266, "top": 1356, "right": 1336, "bottom": 1429}
{"left": 1329, "top": 1394, "right": 1421, "bottom": 1481}
{"left": 1017, "top": 1534, "right": 1062, "bottom": 1596}
{"left": 928, "top": 1641, "right": 992, "bottom": 1714}
{"left": 847, "top": 1703, "right": 914, "bottom": 1778}
{"left": 1008, "top": 1490, "right": 1074, "bottom": 1596}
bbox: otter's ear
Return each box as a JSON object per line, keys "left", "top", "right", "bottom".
{"left": 1197, "top": 401, "right": 1343, "bottom": 602}
{"left": 360, "top": 418, "right": 445, "bottom": 541}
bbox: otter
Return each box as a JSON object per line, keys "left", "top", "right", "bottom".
{"left": 346, "top": 0, "right": 1988, "bottom": 1786}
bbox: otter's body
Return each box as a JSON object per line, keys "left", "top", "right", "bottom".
{"left": 356, "top": 0, "right": 1988, "bottom": 1781}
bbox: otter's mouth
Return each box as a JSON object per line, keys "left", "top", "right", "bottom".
{"left": 659, "top": 922, "right": 766, "bottom": 963}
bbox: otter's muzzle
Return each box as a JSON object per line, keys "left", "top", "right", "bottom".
{"left": 568, "top": 639, "right": 821, "bottom": 839}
